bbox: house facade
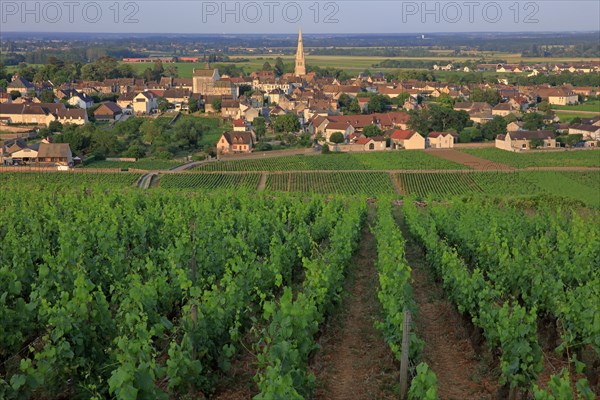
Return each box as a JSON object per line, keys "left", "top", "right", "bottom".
{"left": 495, "top": 131, "right": 557, "bottom": 151}
{"left": 390, "top": 129, "right": 426, "bottom": 150}
{"left": 216, "top": 132, "right": 254, "bottom": 154}
{"left": 427, "top": 132, "right": 455, "bottom": 148}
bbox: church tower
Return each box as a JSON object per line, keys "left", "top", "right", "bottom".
{"left": 294, "top": 30, "right": 306, "bottom": 77}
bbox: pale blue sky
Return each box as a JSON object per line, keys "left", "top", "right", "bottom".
{"left": 0, "top": 0, "right": 599, "bottom": 33}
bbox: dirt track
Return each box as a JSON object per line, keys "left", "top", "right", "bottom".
{"left": 426, "top": 149, "right": 514, "bottom": 170}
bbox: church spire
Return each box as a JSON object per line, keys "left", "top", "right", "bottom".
{"left": 294, "top": 29, "right": 306, "bottom": 77}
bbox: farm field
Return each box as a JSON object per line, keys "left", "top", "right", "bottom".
{"left": 1, "top": 184, "right": 597, "bottom": 399}
{"left": 553, "top": 100, "right": 600, "bottom": 112}
{"left": 0, "top": 188, "right": 368, "bottom": 399}
{"left": 396, "top": 170, "right": 600, "bottom": 206}
{"left": 460, "top": 148, "right": 600, "bottom": 168}
{"left": 266, "top": 172, "right": 395, "bottom": 196}
{"left": 0, "top": 171, "right": 141, "bottom": 188}
{"left": 159, "top": 172, "right": 261, "bottom": 190}
{"left": 196, "top": 151, "right": 466, "bottom": 172}
{"left": 555, "top": 111, "right": 599, "bottom": 123}
{"left": 403, "top": 200, "right": 599, "bottom": 398}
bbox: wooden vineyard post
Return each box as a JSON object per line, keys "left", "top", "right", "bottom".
{"left": 400, "top": 307, "right": 411, "bottom": 399}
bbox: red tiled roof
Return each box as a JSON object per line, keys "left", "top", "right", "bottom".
{"left": 390, "top": 129, "right": 417, "bottom": 140}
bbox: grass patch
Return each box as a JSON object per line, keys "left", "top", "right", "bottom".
{"left": 552, "top": 100, "right": 600, "bottom": 113}
{"left": 460, "top": 148, "right": 600, "bottom": 168}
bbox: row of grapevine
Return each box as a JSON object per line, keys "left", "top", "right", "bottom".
{"left": 266, "top": 172, "right": 395, "bottom": 196}
{"left": 404, "top": 200, "right": 597, "bottom": 397}
{"left": 428, "top": 202, "right": 600, "bottom": 359}
{"left": 253, "top": 200, "right": 367, "bottom": 398}
{"left": 159, "top": 172, "right": 261, "bottom": 190}
{"left": 196, "top": 152, "right": 464, "bottom": 172}
{"left": 372, "top": 201, "right": 438, "bottom": 400}
{"left": 0, "top": 188, "right": 345, "bottom": 399}
{"left": 0, "top": 171, "right": 141, "bottom": 188}
{"left": 402, "top": 201, "right": 544, "bottom": 396}
{"left": 398, "top": 173, "right": 483, "bottom": 198}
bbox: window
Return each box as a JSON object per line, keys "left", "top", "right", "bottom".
{"left": 369, "top": 143, "right": 375, "bottom": 150}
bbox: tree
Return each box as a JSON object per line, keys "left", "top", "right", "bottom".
{"left": 274, "top": 58, "right": 285, "bottom": 77}
{"left": 363, "top": 124, "right": 383, "bottom": 138}
{"left": 39, "top": 89, "right": 55, "bottom": 103}
{"left": 123, "top": 144, "right": 146, "bottom": 159}
{"left": 523, "top": 112, "right": 545, "bottom": 130}
{"left": 367, "top": 94, "right": 391, "bottom": 113}
{"left": 157, "top": 98, "right": 171, "bottom": 112}
{"left": 338, "top": 93, "right": 352, "bottom": 110}
{"left": 480, "top": 116, "right": 507, "bottom": 140}
{"left": 558, "top": 134, "right": 582, "bottom": 147}
{"left": 348, "top": 98, "right": 361, "bottom": 114}
{"left": 329, "top": 131, "right": 345, "bottom": 144}
{"left": 470, "top": 88, "right": 502, "bottom": 106}
{"left": 504, "top": 113, "right": 518, "bottom": 124}
{"left": 48, "top": 120, "right": 63, "bottom": 133}
{"left": 10, "top": 90, "right": 21, "bottom": 100}
{"left": 253, "top": 117, "right": 267, "bottom": 139}
{"left": 211, "top": 98, "right": 222, "bottom": 113}
{"left": 188, "top": 97, "right": 199, "bottom": 113}
{"left": 262, "top": 61, "right": 272, "bottom": 71}
{"left": 437, "top": 93, "right": 455, "bottom": 108}
{"left": 321, "top": 144, "right": 331, "bottom": 154}
{"left": 537, "top": 101, "right": 552, "bottom": 113}
{"left": 529, "top": 138, "right": 545, "bottom": 148}
{"left": 273, "top": 114, "right": 300, "bottom": 133}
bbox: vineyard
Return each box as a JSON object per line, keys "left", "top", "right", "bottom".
{"left": 0, "top": 182, "right": 598, "bottom": 399}
{"left": 403, "top": 200, "right": 599, "bottom": 399}
{"left": 266, "top": 172, "right": 396, "bottom": 196}
{"left": 460, "top": 148, "right": 600, "bottom": 168}
{"left": 195, "top": 152, "right": 466, "bottom": 172}
{"left": 0, "top": 188, "right": 369, "bottom": 399}
{"left": 396, "top": 170, "right": 600, "bottom": 206}
{"left": 0, "top": 171, "right": 141, "bottom": 189}
{"left": 159, "top": 172, "right": 261, "bottom": 190}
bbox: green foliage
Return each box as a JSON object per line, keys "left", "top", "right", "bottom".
{"left": 408, "top": 105, "right": 470, "bottom": 134}
{"left": 363, "top": 124, "right": 384, "bottom": 138}
{"left": 321, "top": 144, "right": 331, "bottom": 154}
{"left": 195, "top": 152, "right": 465, "bottom": 171}
{"left": 253, "top": 117, "right": 267, "bottom": 138}
{"left": 470, "top": 88, "right": 502, "bottom": 106}
{"left": 39, "top": 89, "right": 55, "bottom": 103}
{"left": 522, "top": 112, "right": 545, "bottom": 130}
{"left": 48, "top": 120, "right": 63, "bottom": 133}
{"left": 211, "top": 98, "right": 222, "bottom": 112}
{"left": 367, "top": 94, "right": 392, "bottom": 113}
{"left": 329, "top": 131, "right": 345, "bottom": 144}
{"left": 529, "top": 138, "right": 545, "bottom": 149}
{"left": 160, "top": 173, "right": 261, "bottom": 190}
{"left": 533, "top": 369, "right": 595, "bottom": 400}
{"left": 460, "top": 148, "right": 600, "bottom": 168}
{"left": 273, "top": 114, "right": 301, "bottom": 133}
{"left": 408, "top": 363, "right": 439, "bottom": 400}
{"left": 373, "top": 201, "right": 424, "bottom": 361}
{"left": 266, "top": 172, "right": 395, "bottom": 196}
{"left": 480, "top": 116, "right": 507, "bottom": 140}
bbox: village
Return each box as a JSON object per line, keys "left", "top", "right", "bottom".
{"left": 1, "top": 31, "right": 599, "bottom": 168}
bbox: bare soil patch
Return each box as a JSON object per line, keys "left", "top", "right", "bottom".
{"left": 394, "top": 207, "right": 499, "bottom": 400}
{"left": 311, "top": 206, "right": 398, "bottom": 400}
{"left": 426, "top": 149, "right": 514, "bottom": 171}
